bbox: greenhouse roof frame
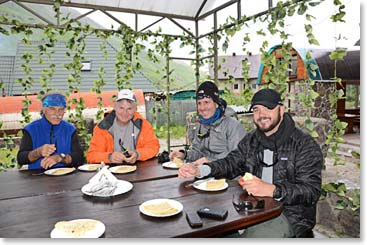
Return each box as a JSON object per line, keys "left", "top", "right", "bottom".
{"left": 0, "top": 0, "right": 281, "bottom": 83}
{"left": 0, "top": 0, "right": 276, "bottom": 38}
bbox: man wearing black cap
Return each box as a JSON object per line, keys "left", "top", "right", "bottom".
{"left": 178, "top": 88, "right": 323, "bottom": 238}
{"left": 170, "top": 81, "right": 246, "bottom": 164}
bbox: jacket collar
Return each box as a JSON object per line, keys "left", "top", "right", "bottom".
{"left": 98, "top": 110, "right": 142, "bottom": 130}
{"left": 255, "top": 112, "right": 296, "bottom": 150}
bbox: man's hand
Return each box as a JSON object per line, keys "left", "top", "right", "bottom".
{"left": 192, "top": 157, "right": 209, "bottom": 165}
{"left": 109, "top": 152, "right": 126, "bottom": 164}
{"left": 38, "top": 144, "right": 56, "bottom": 157}
{"left": 124, "top": 151, "right": 138, "bottom": 164}
{"left": 41, "top": 154, "right": 61, "bottom": 169}
{"left": 178, "top": 163, "right": 200, "bottom": 178}
{"left": 238, "top": 175, "right": 276, "bottom": 197}
{"left": 169, "top": 150, "right": 184, "bottom": 160}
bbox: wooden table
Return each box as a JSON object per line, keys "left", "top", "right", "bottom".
{"left": 0, "top": 158, "right": 283, "bottom": 238}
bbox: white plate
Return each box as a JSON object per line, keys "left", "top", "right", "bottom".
{"left": 50, "top": 219, "right": 105, "bottom": 238}
{"left": 193, "top": 179, "right": 228, "bottom": 192}
{"left": 162, "top": 161, "right": 182, "bottom": 169}
{"left": 109, "top": 165, "right": 137, "bottom": 174}
{"left": 139, "top": 199, "right": 183, "bottom": 218}
{"left": 81, "top": 179, "right": 133, "bottom": 197}
{"left": 78, "top": 164, "right": 105, "bottom": 172}
{"left": 44, "top": 167, "right": 76, "bottom": 176}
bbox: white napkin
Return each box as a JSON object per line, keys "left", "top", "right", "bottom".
{"left": 84, "top": 166, "right": 118, "bottom": 196}
{"left": 88, "top": 166, "right": 117, "bottom": 184}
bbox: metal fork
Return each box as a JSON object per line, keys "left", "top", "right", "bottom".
{"left": 184, "top": 177, "right": 214, "bottom": 188}
{"left": 31, "top": 172, "right": 45, "bottom": 176}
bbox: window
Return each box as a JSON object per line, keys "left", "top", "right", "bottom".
{"left": 345, "top": 84, "right": 360, "bottom": 109}
{"left": 289, "top": 55, "right": 297, "bottom": 77}
{"left": 81, "top": 61, "right": 92, "bottom": 71}
{"left": 233, "top": 83, "right": 239, "bottom": 90}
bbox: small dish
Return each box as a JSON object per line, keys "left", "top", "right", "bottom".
{"left": 162, "top": 161, "right": 182, "bottom": 169}
{"left": 50, "top": 219, "right": 105, "bottom": 238}
{"left": 81, "top": 179, "right": 133, "bottom": 197}
{"left": 139, "top": 199, "right": 183, "bottom": 217}
{"left": 109, "top": 165, "right": 137, "bottom": 174}
{"left": 193, "top": 178, "right": 228, "bottom": 192}
{"left": 78, "top": 164, "right": 105, "bottom": 172}
{"left": 44, "top": 167, "right": 76, "bottom": 176}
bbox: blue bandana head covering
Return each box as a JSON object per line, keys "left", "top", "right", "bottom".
{"left": 42, "top": 93, "right": 67, "bottom": 108}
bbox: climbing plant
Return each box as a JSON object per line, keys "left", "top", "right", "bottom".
{"left": 91, "top": 30, "right": 110, "bottom": 122}
{"left": 62, "top": 19, "right": 90, "bottom": 149}
{"left": 0, "top": 0, "right": 355, "bottom": 181}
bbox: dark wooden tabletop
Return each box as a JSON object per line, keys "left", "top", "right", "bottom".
{"left": 0, "top": 159, "right": 283, "bottom": 238}
{"left": 0, "top": 157, "right": 178, "bottom": 200}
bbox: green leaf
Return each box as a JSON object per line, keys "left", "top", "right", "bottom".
{"left": 322, "top": 183, "right": 337, "bottom": 192}
{"left": 310, "top": 131, "right": 319, "bottom": 138}
{"left": 329, "top": 48, "right": 347, "bottom": 60}
{"left": 297, "top": 3, "right": 307, "bottom": 15}
{"left": 334, "top": 200, "right": 347, "bottom": 210}
{"left": 309, "top": 63, "right": 318, "bottom": 71}
{"left": 351, "top": 151, "right": 360, "bottom": 159}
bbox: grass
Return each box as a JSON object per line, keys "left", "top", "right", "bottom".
{"left": 155, "top": 125, "right": 186, "bottom": 139}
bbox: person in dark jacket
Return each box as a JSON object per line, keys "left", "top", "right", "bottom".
{"left": 178, "top": 88, "right": 323, "bottom": 238}
{"left": 17, "top": 92, "right": 83, "bottom": 170}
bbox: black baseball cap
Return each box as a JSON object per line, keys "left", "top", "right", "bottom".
{"left": 249, "top": 88, "right": 283, "bottom": 111}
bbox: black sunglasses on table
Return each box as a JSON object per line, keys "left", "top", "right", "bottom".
{"left": 232, "top": 193, "right": 265, "bottom": 212}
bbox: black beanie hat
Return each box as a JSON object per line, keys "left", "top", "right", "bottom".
{"left": 196, "top": 81, "right": 220, "bottom": 105}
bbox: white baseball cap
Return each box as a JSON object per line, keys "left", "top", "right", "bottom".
{"left": 116, "top": 89, "right": 136, "bottom": 102}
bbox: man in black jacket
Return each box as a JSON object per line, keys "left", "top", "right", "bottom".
{"left": 178, "top": 88, "right": 323, "bottom": 238}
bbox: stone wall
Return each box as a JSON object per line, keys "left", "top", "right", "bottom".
{"left": 291, "top": 80, "right": 336, "bottom": 121}
{"left": 312, "top": 81, "right": 336, "bottom": 121}
{"left": 317, "top": 192, "right": 360, "bottom": 237}
{"left": 236, "top": 114, "right": 329, "bottom": 156}
{"left": 293, "top": 116, "right": 330, "bottom": 158}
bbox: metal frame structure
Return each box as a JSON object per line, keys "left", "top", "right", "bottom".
{"left": 0, "top": 0, "right": 279, "bottom": 86}
{"left": 0, "top": 0, "right": 291, "bottom": 150}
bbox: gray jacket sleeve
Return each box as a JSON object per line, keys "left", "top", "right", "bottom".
{"left": 186, "top": 117, "right": 246, "bottom": 162}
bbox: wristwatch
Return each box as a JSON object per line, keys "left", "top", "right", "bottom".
{"left": 273, "top": 185, "right": 283, "bottom": 199}
{"left": 59, "top": 153, "right": 66, "bottom": 163}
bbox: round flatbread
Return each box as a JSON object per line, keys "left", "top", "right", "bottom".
{"left": 109, "top": 165, "right": 137, "bottom": 174}
{"left": 143, "top": 201, "right": 178, "bottom": 216}
{"left": 53, "top": 219, "right": 104, "bottom": 238}
{"left": 45, "top": 167, "right": 76, "bottom": 176}
{"left": 172, "top": 157, "right": 183, "bottom": 167}
{"left": 205, "top": 179, "right": 226, "bottom": 190}
{"left": 139, "top": 199, "right": 183, "bottom": 217}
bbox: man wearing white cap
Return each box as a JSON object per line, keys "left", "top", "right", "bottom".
{"left": 87, "top": 89, "right": 159, "bottom": 164}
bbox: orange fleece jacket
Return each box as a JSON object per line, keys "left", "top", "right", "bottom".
{"left": 86, "top": 111, "right": 159, "bottom": 164}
